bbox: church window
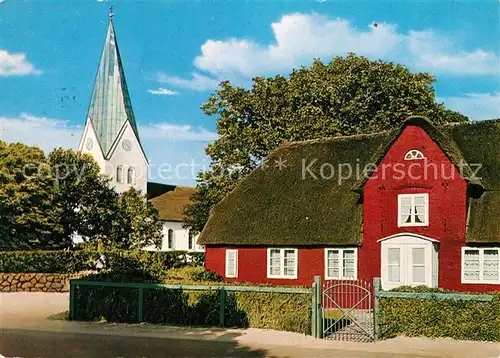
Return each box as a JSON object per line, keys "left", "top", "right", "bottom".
{"left": 127, "top": 167, "right": 135, "bottom": 184}
{"left": 116, "top": 165, "right": 124, "bottom": 183}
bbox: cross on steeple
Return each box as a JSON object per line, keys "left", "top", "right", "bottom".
{"left": 109, "top": 6, "right": 114, "bottom": 19}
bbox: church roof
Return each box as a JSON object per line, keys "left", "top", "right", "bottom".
{"left": 86, "top": 18, "right": 141, "bottom": 156}
{"left": 150, "top": 186, "right": 197, "bottom": 222}
{"left": 198, "top": 117, "right": 500, "bottom": 246}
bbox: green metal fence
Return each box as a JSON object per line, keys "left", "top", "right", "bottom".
{"left": 69, "top": 279, "right": 321, "bottom": 334}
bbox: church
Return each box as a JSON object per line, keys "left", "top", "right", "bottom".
{"left": 77, "top": 12, "right": 203, "bottom": 252}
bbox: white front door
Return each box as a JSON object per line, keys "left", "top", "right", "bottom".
{"left": 380, "top": 234, "right": 438, "bottom": 290}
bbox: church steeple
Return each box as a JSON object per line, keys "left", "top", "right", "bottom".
{"left": 86, "top": 10, "right": 141, "bottom": 157}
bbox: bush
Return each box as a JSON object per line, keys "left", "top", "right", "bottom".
{"left": 72, "top": 268, "right": 312, "bottom": 335}
{"left": 0, "top": 249, "right": 205, "bottom": 276}
{"left": 379, "top": 287, "right": 500, "bottom": 341}
{"left": 0, "top": 250, "right": 100, "bottom": 273}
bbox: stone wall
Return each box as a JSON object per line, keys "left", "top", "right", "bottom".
{"left": 0, "top": 272, "right": 86, "bottom": 292}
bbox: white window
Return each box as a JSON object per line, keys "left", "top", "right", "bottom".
{"left": 324, "top": 248, "right": 358, "bottom": 280}
{"left": 127, "top": 167, "right": 135, "bottom": 184}
{"left": 462, "top": 247, "right": 500, "bottom": 284}
{"left": 267, "top": 248, "right": 298, "bottom": 279}
{"left": 398, "top": 194, "right": 429, "bottom": 227}
{"left": 116, "top": 165, "right": 124, "bottom": 183}
{"left": 188, "top": 231, "right": 194, "bottom": 251}
{"left": 167, "top": 229, "right": 174, "bottom": 249}
{"left": 380, "top": 234, "right": 438, "bottom": 290}
{"left": 225, "top": 250, "right": 238, "bottom": 278}
{"left": 404, "top": 149, "right": 425, "bottom": 160}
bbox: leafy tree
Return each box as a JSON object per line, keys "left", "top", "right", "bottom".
{"left": 0, "top": 142, "right": 65, "bottom": 249}
{"left": 0, "top": 143, "right": 162, "bottom": 250}
{"left": 109, "top": 188, "right": 163, "bottom": 250}
{"left": 184, "top": 54, "right": 468, "bottom": 232}
{"left": 46, "top": 148, "right": 118, "bottom": 243}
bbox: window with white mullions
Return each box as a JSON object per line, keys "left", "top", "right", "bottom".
{"left": 325, "top": 248, "right": 357, "bottom": 280}
{"left": 462, "top": 248, "right": 500, "bottom": 284}
{"left": 225, "top": 250, "right": 238, "bottom": 278}
{"left": 267, "top": 248, "right": 298, "bottom": 279}
{"left": 387, "top": 248, "right": 401, "bottom": 283}
{"left": 411, "top": 247, "right": 426, "bottom": 283}
{"left": 398, "top": 194, "right": 429, "bottom": 227}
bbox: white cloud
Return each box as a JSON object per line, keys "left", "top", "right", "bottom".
{"left": 0, "top": 50, "right": 41, "bottom": 77}
{"left": 408, "top": 30, "right": 499, "bottom": 75}
{"left": 164, "top": 13, "right": 498, "bottom": 87}
{"left": 0, "top": 114, "right": 217, "bottom": 185}
{"left": 439, "top": 93, "right": 500, "bottom": 121}
{"left": 140, "top": 122, "right": 218, "bottom": 141}
{"left": 0, "top": 113, "right": 80, "bottom": 151}
{"left": 156, "top": 72, "right": 219, "bottom": 91}
{"left": 147, "top": 88, "right": 178, "bottom": 96}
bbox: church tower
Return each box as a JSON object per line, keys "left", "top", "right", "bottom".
{"left": 78, "top": 10, "right": 148, "bottom": 194}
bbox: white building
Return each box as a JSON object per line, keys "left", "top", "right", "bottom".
{"left": 77, "top": 11, "right": 203, "bottom": 252}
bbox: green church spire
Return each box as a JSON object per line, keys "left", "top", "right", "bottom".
{"left": 86, "top": 10, "right": 140, "bottom": 156}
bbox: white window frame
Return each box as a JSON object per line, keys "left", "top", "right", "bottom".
{"left": 127, "top": 167, "right": 135, "bottom": 185}
{"left": 398, "top": 193, "right": 429, "bottom": 227}
{"left": 266, "top": 248, "right": 298, "bottom": 279}
{"left": 379, "top": 234, "right": 439, "bottom": 290}
{"left": 225, "top": 249, "right": 238, "bottom": 278}
{"left": 324, "top": 248, "right": 358, "bottom": 280}
{"left": 116, "top": 165, "right": 124, "bottom": 183}
{"left": 461, "top": 247, "right": 500, "bottom": 284}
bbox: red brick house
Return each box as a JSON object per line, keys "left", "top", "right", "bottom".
{"left": 198, "top": 117, "right": 500, "bottom": 292}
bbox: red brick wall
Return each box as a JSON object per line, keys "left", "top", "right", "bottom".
{"left": 363, "top": 125, "right": 498, "bottom": 292}
{"left": 206, "top": 246, "right": 325, "bottom": 286}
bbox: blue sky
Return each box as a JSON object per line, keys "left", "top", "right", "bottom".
{"left": 1, "top": 0, "right": 499, "bottom": 185}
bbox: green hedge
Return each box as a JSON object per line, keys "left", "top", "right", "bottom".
{"left": 0, "top": 250, "right": 205, "bottom": 274}
{"left": 379, "top": 287, "right": 500, "bottom": 341}
{"left": 72, "top": 267, "right": 311, "bottom": 334}
{"left": 0, "top": 250, "right": 100, "bottom": 273}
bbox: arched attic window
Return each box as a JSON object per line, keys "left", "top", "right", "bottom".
{"left": 116, "top": 165, "right": 124, "bottom": 183}
{"left": 127, "top": 167, "right": 135, "bottom": 184}
{"left": 404, "top": 149, "right": 425, "bottom": 160}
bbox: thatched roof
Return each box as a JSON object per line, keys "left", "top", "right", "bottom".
{"left": 150, "top": 186, "right": 196, "bottom": 222}
{"left": 199, "top": 117, "right": 500, "bottom": 246}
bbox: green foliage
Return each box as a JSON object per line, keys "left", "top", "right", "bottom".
{"left": 184, "top": 54, "right": 468, "bottom": 232}
{"left": 0, "top": 250, "right": 99, "bottom": 273}
{"left": 379, "top": 288, "right": 500, "bottom": 341}
{"left": 72, "top": 273, "right": 311, "bottom": 334}
{"left": 164, "top": 266, "right": 223, "bottom": 283}
{"left": 0, "top": 142, "right": 66, "bottom": 249}
{"left": 0, "top": 249, "right": 205, "bottom": 276}
{"left": 0, "top": 143, "right": 162, "bottom": 250}
{"left": 109, "top": 188, "right": 163, "bottom": 250}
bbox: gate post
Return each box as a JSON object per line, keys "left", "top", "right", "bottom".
{"left": 373, "top": 277, "right": 382, "bottom": 340}
{"left": 311, "top": 280, "right": 317, "bottom": 338}
{"left": 314, "top": 276, "right": 322, "bottom": 338}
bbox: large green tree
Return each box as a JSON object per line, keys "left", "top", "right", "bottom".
{"left": 0, "top": 143, "right": 162, "bottom": 250}
{"left": 0, "top": 142, "right": 65, "bottom": 249}
{"left": 184, "top": 54, "right": 468, "bottom": 232}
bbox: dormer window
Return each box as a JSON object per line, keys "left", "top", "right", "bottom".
{"left": 398, "top": 193, "right": 429, "bottom": 227}
{"left": 116, "top": 165, "right": 124, "bottom": 183}
{"left": 404, "top": 149, "right": 425, "bottom": 160}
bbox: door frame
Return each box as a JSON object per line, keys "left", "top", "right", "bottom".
{"left": 378, "top": 233, "right": 439, "bottom": 290}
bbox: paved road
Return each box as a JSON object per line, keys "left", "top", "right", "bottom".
{"left": 0, "top": 329, "right": 426, "bottom": 358}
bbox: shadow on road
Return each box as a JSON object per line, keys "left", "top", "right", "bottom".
{"left": 0, "top": 328, "right": 269, "bottom": 357}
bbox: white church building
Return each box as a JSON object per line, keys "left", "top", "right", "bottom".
{"left": 77, "top": 12, "right": 203, "bottom": 252}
